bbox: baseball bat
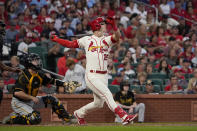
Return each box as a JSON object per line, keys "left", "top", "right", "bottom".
{"left": 3, "top": 43, "right": 64, "bottom": 79}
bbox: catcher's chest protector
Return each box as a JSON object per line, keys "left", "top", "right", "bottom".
{"left": 21, "top": 71, "right": 43, "bottom": 97}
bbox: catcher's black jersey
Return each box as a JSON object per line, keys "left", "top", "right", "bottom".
{"left": 13, "top": 69, "right": 54, "bottom": 98}
{"left": 114, "top": 91, "right": 135, "bottom": 107}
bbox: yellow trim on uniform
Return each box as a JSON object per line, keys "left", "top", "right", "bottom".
{"left": 13, "top": 102, "right": 29, "bottom": 114}
{"left": 89, "top": 46, "right": 103, "bottom": 51}
{"left": 27, "top": 72, "right": 43, "bottom": 96}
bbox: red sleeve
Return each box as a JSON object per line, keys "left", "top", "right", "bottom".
{"left": 55, "top": 38, "right": 79, "bottom": 48}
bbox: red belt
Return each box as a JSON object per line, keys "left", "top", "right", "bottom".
{"left": 90, "top": 70, "right": 107, "bottom": 74}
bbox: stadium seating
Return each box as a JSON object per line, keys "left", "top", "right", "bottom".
{"left": 108, "top": 85, "right": 120, "bottom": 94}
{"left": 147, "top": 73, "right": 168, "bottom": 79}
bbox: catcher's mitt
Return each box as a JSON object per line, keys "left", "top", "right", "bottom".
{"left": 64, "top": 81, "right": 81, "bottom": 93}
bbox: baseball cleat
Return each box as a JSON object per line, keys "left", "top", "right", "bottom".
{"left": 74, "top": 111, "right": 86, "bottom": 125}
{"left": 122, "top": 114, "right": 137, "bottom": 125}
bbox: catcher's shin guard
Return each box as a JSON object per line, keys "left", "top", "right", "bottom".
{"left": 42, "top": 96, "right": 71, "bottom": 122}
{"left": 9, "top": 111, "right": 41, "bottom": 125}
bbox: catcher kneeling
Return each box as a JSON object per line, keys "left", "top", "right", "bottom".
{"left": 3, "top": 53, "right": 80, "bottom": 125}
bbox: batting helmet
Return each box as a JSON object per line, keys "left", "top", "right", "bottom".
{"left": 90, "top": 17, "right": 105, "bottom": 31}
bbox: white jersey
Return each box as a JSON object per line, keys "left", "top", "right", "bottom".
{"left": 77, "top": 35, "right": 113, "bottom": 72}
{"left": 63, "top": 64, "right": 86, "bottom": 93}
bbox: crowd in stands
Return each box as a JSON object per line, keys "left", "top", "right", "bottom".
{"left": 0, "top": 0, "right": 197, "bottom": 95}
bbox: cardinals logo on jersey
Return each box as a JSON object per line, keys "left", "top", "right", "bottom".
{"left": 88, "top": 41, "right": 109, "bottom": 53}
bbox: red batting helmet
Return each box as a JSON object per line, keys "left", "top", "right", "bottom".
{"left": 90, "top": 17, "right": 105, "bottom": 31}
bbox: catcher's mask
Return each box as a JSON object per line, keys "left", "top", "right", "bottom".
{"left": 21, "top": 53, "right": 42, "bottom": 71}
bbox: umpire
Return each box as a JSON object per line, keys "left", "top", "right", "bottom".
{"left": 2, "top": 53, "right": 77, "bottom": 125}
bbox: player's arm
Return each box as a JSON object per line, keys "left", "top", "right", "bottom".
{"left": 14, "top": 91, "right": 36, "bottom": 101}
{"left": 50, "top": 35, "right": 79, "bottom": 48}
{"left": 14, "top": 74, "right": 39, "bottom": 103}
{"left": 105, "top": 16, "right": 120, "bottom": 43}
{"left": 41, "top": 73, "right": 65, "bottom": 87}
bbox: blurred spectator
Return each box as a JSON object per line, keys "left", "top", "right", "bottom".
{"left": 179, "top": 59, "right": 193, "bottom": 74}
{"left": 63, "top": 58, "right": 86, "bottom": 94}
{"left": 156, "top": 26, "right": 167, "bottom": 46}
{"left": 157, "top": 58, "right": 171, "bottom": 76}
{"left": 136, "top": 24, "right": 148, "bottom": 46}
{"left": 47, "top": 44, "right": 63, "bottom": 72}
{"left": 190, "top": 33, "right": 197, "bottom": 48}
{"left": 17, "top": 32, "right": 36, "bottom": 56}
{"left": 1, "top": 69, "right": 15, "bottom": 86}
{"left": 164, "top": 75, "right": 183, "bottom": 92}
{"left": 187, "top": 69, "right": 197, "bottom": 94}
{"left": 134, "top": 72, "right": 147, "bottom": 86}
{"left": 125, "top": 0, "right": 137, "bottom": 15}
{"left": 57, "top": 47, "right": 78, "bottom": 76}
{"left": 146, "top": 63, "right": 153, "bottom": 75}
{"left": 136, "top": 63, "right": 145, "bottom": 76}
{"left": 62, "top": 20, "right": 74, "bottom": 38}
{"left": 167, "top": 68, "right": 188, "bottom": 88}
{"left": 170, "top": 0, "right": 185, "bottom": 20}
{"left": 124, "top": 62, "right": 135, "bottom": 76}
{"left": 144, "top": 79, "right": 159, "bottom": 94}
{"left": 179, "top": 44, "right": 194, "bottom": 61}
{"left": 159, "top": 0, "right": 170, "bottom": 16}
{"left": 111, "top": 73, "right": 123, "bottom": 86}
{"left": 41, "top": 18, "right": 58, "bottom": 40}
{"left": 166, "top": 49, "right": 178, "bottom": 66}
{"left": 9, "top": 56, "right": 24, "bottom": 80}
{"left": 192, "top": 47, "right": 197, "bottom": 68}
{"left": 5, "top": 21, "right": 19, "bottom": 43}
{"left": 114, "top": 81, "right": 145, "bottom": 123}
{"left": 132, "top": 46, "right": 145, "bottom": 63}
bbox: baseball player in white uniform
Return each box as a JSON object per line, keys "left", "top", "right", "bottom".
{"left": 51, "top": 16, "right": 137, "bottom": 125}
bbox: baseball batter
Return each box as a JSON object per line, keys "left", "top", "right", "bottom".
{"left": 51, "top": 16, "right": 137, "bottom": 125}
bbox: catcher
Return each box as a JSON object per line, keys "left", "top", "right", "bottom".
{"left": 2, "top": 53, "right": 80, "bottom": 125}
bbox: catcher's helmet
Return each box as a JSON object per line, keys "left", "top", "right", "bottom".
{"left": 20, "top": 53, "right": 42, "bottom": 70}
{"left": 90, "top": 17, "right": 105, "bottom": 31}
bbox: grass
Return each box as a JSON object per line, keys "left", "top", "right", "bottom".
{"left": 0, "top": 124, "right": 197, "bottom": 131}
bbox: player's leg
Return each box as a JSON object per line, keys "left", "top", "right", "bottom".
{"left": 133, "top": 103, "right": 145, "bottom": 122}
{"left": 36, "top": 95, "right": 74, "bottom": 123}
{"left": 85, "top": 73, "right": 137, "bottom": 125}
{"left": 74, "top": 92, "right": 104, "bottom": 124}
{"left": 4, "top": 97, "right": 42, "bottom": 125}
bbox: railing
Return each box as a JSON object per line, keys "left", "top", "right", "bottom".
{"left": 133, "top": 0, "right": 197, "bottom": 25}
{"left": 133, "top": 0, "right": 159, "bottom": 24}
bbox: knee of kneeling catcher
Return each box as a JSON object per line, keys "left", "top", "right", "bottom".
{"left": 28, "top": 111, "right": 42, "bottom": 125}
